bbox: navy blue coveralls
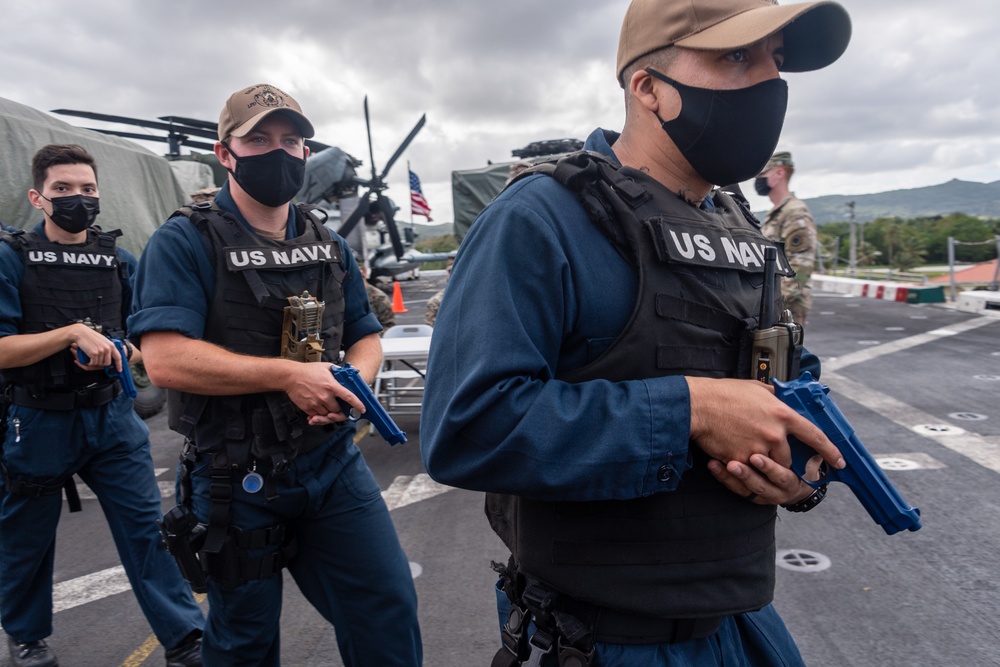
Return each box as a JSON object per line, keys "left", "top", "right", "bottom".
{"left": 0, "top": 222, "right": 205, "bottom": 648}
{"left": 421, "top": 129, "right": 817, "bottom": 666}
{"left": 128, "top": 184, "right": 421, "bottom": 666}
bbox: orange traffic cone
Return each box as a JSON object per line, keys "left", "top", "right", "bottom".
{"left": 391, "top": 281, "right": 408, "bottom": 313}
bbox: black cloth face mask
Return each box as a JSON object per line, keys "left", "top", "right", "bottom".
{"left": 41, "top": 194, "right": 100, "bottom": 233}
{"left": 754, "top": 176, "right": 772, "bottom": 196}
{"left": 646, "top": 68, "right": 788, "bottom": 187}
{"left": 223, "top": 143, "right": 307, "bottom": 208}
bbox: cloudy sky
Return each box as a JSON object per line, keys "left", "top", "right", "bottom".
{"left": 3, "top": 0, "right": 998, "bottom": 224}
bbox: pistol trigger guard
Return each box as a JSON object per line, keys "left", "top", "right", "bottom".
{"left": 798, "top": 459, "right": 832, "bottom": 489}
{"left": 336, "top": 399, "right": 361, "bottom": 423}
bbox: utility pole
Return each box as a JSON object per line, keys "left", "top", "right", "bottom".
{"left": 847, "top": 201, "right": 856, "bottom": 278}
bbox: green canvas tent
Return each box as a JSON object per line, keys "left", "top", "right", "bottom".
{"left": 451, "top": 161, "right": 513, "bottom": 243}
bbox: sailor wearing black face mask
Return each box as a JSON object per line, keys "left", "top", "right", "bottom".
{"left": 420, "top": 1, "right": 852, "bottom": 666}
{"left": 0, "top": 144, "right": 205, "bottom": 667}
{"left": 129, "top": 84, "right": 421, "bottom": 666}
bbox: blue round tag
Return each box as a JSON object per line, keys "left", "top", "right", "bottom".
{"left": 242, "top": 471, "right": 264, "bottom": 494}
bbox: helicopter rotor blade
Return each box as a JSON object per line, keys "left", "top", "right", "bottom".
{"left": 337, "top": 193, "right": 372, "bottom": 240}
{"left": 363, "top": 96, "right": 378, "bottom": 183}
{"left": 375, "top": 195, "right": 406, "bottom": 260}
{"left": 379, "top": 114, "right": 426, "bottom": 182}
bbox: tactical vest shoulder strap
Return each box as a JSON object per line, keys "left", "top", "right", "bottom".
{"left": 90, "top": 226, "right": 129, "bottom": 281}
{"left": 718, "top": 187, "right": 764, "bottom": 230}
{"left": 180, "top": 203, "right": 273, "bottom": 305}
{"left": 511, "top": 150, "right": 650, "bottom": 269}
{"left": 295, "top": 202, "right": 329, "bottom": 229}
{"left": 0, "top": 228, "right": 28, "bottom": 254}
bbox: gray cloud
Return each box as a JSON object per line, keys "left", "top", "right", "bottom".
{"left": 3, "top": 0, "right": 998, "bottom": 223}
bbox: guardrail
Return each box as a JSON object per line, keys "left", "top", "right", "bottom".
{"left": 811, "top": 274, "right": 944, "bottom": 303}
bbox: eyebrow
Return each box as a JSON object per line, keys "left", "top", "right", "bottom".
{"left": 49, "top": 180, "right": 97, "bottom": 188}
{"left": 245, "top": 129, "right": 303, "bottom": 140}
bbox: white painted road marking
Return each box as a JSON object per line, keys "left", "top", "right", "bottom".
{"left": 382, "top": 473, "right": 453, "bottom": 511}
{"left": 43, "top": 474, "right": 454, "bottom": 617}
{"left": 825, "top": 316, "right": 997, "bottom": 372}
{"left": 75, "top": 468, "right": 173, "bottom": 502}
{"left": 824, "top": 371, "right": 1000, "bottom": 475}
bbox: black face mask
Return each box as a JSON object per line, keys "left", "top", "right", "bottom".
{"left": 42, "top": 194, "right": 100, "bottom": 233}
{"left": 223, "top": 143, "right": 306, "bottom": 208}
{"left": 754, "top": 176, "right": 772, "bottom": 196}
{"left": 646, "top": 68, "right": 788, "bottom": 186}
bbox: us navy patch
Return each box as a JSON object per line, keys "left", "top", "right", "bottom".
{"left": 225, "top": 242, "right": 340, "bottom": 271}
{"left": 24, "top": 249, "right": 118, "bottom": 268}
{"left": 647, "top": 218, "right": 793, "bottom": 276}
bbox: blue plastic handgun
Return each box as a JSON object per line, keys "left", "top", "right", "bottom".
{"left": 76, "top": 338, "right": 137, "bottom": 398}
{"left": 331, "top": 363, "right": 407, "bottom": 446}
{"left": 773, "top": 372, "right": 921, "bottom": 535}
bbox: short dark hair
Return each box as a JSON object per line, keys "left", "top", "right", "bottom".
{"left": 31, "top": 144, "right": 98, "bottom": 192}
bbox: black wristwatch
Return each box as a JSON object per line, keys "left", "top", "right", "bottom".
{"left": 781, "top": 483, "right": 828, "bottom": 513}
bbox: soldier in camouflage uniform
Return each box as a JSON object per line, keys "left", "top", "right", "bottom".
{"left": 424, "top": 289, "right": 443, "bottom": 327}
{"left": 755, "top": 151, "right": 816, "bottom": 327}
{"left": 362, "top": 266, "right": 395, "bottom": 333}
{"left": 424, "top": 258, "right": 452, "bottom": 327}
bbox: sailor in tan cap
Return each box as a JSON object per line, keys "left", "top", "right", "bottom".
{"left": 130, "top": 85, "right": 422, "bottom": 665}
{"left": 422, "top": 1, "right": 852, "bottom": 666}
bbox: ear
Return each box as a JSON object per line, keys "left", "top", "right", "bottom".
{"left": 214, "top": 141, "right": 234, "bottom": 170}
{"left": 628, "top": 68, "right": 680, "bottom": 121}
{"left": 27, "top": 188, "right": 45, "bottom": 210}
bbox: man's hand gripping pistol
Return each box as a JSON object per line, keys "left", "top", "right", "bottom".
{"left": 282, "top": 292, "right": 407, "bottom": 446}
{"left": 753, "top": 247, "right": 921, "bottom": 535}
{"left": 74, "top": 318, "right": 137, "bottom": 398}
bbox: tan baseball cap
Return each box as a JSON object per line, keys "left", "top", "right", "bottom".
{"left": 217, "top": 83, "right": 315, "bottom": 141}
{"left": 761, "top": 151, "right": 794, "bottom": 173}
{"left": 617, "top": 0, "right": 851, "bottom": 85}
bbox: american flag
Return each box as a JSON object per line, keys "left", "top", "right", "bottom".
{"left": 409, "top": 170, "right": 433, "bottom": 220}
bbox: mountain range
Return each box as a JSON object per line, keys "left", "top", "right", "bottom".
{"left": 408, "top": 177, "right": 1000, "bottom": 236}
{"left": 756, "top": 178, "right": 1000, "bottom": 224}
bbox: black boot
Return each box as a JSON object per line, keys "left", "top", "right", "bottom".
{"left": 6, "top": 635, "right": 58, "bottom": 667}
{"left": 164, "top": 630, "right": 202, "bottom": 667}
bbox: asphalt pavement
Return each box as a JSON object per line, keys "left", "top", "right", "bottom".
{"left": 19, "top": 272, "right": 1000, "bottom": 666}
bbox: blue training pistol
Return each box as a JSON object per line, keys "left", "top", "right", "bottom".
{"left": 76, "top": 338, "right": 137, "bottom": 398}
{"left": 773, "top": 371, "right": 922, "bottom": 535}
{"left": 331, "top": 363, "right": 407, "bottom": 446}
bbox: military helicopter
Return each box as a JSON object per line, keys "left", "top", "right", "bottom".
{"left": 294, "top": 97, "right": 455, "bottom": 283}
{"left": 51, "top": 102, "right": 453, "bottom": 283}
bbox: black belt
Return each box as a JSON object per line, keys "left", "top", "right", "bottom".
{"left": 591, "top": 609, "right": 722, "bottom": 645}
{"left": 548, "top": 596, "right": 722, "bottom": 645}
{"left": 520, "top": 579, "right": 723, "bottom": 646}
{"left": 10, "top": 382, "right": 121, "bottom": 410}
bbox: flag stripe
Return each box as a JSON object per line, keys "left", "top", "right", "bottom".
{"left": 409, "top": 169, "right": 432, "bottom": 220}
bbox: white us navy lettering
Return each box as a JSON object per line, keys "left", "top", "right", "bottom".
{"left": 665, "top": 231, "right": 787, "bottom": 272}
{"left": 27, "top": 250, "right": 115, "bottom": 266}
{"left": 228, "top": 244, "right": 335, "bottom": 268}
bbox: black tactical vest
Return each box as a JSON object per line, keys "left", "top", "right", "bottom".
{"left": 1, "top": 227, "right": 125, "bottom": 394}
{"left": 168, "top": 203, "right": 347, "bottom": 459}
{"left": 486, "top": 151, "right": 794, "bottom": 619}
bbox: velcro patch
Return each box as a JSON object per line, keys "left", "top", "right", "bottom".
{"left": 646, "top": 218, "right": 793, "bottom": 276}
{"left": 24, "top": 249, "right": 118, "bottom": 268}
{"left": 225, "top": 242, "right": 341, "bottom": 271}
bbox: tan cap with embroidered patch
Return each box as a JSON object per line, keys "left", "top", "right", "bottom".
{"left": 218, "top": 83, "right": 315, "bottom": 141}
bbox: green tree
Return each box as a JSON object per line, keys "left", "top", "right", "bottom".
{"left": 892, "top": 226, "right": 926, "bottom": 272}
